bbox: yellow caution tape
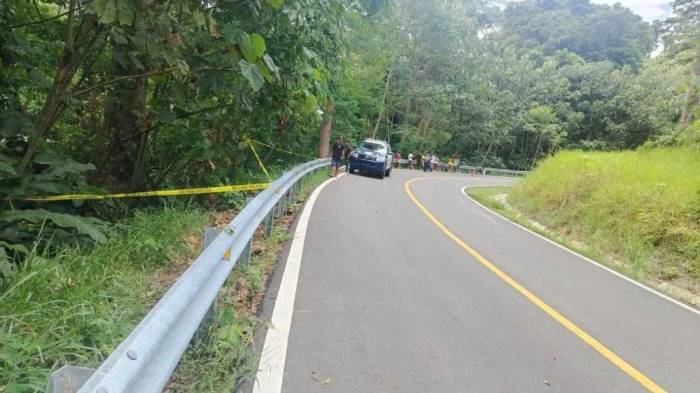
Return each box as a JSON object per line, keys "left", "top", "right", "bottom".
{"left": 248, "top": 138, "right": 316, "bottom": 160}
{"left": 23, "top": 136, "right": 313, "bottom": 202}
{"left": 23, "top": 183, "right": 270, "bottom": 202}
{"left": 246, "top": 139, "right": 272, "bottom": 181}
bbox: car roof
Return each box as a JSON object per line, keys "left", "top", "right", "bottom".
{"left": 362, "top": 138, "right": 388, "bottom": 146}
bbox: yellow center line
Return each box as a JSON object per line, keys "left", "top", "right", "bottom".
{"left": 404, "top": 177, "right": 666, "bottom": 393}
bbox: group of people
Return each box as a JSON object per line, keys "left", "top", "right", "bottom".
{"left": 329, "top": 136, "right": 464, "bottom": 177}
{"left": 399, "top": 153, "right": 460, "bottom": 172}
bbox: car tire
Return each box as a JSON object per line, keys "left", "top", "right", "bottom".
{"left": 385, "top": 168, "right": 391, "bottom": 177}
{"left": 348, "top": 164, "right": 354, "bottom": 174}
{"left": 377, "top": 170, "right": 385, "bottom": 179}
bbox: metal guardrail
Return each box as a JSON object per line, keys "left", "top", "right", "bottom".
{"left": 458, "top": 165, "right": 528, "bottom": 176}
{"left": 394, "top": 159, "right": 527, "bottom": 176}
{"left": 482, "top": 167, "right": 528, "bottom": 176}
{"left": 47, "top": 159, "right": 331, "bottom": 393}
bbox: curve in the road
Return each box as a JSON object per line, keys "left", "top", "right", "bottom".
{"left": 404, "top": 177, "right": 665, "bottom": 393}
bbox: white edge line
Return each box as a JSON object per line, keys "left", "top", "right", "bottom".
{"left": 252, "top": 173, "right": 345, "bottom": 393}
{"left": 460, "top": 185, "right": 700, "bottom": 317}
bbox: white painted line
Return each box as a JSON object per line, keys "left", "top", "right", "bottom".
{"left": 252, "top": 173, "right": 344, "bottom": 393}
{"left": 460, "top": 185, "right": 700, "bottom": 317}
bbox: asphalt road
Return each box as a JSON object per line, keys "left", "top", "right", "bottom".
{"left": 253, "top": 169, "right": 700, "bottom": 393}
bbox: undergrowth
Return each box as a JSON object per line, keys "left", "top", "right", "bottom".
{"left": 0, "top": 168, "right": 332, "bottom": 393}
{"left": 0, "top": 208, "right": 209, "bottom": 393}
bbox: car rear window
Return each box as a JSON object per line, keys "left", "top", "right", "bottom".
{"left": 360, "top": 141, "right": 384, "bottom": 151}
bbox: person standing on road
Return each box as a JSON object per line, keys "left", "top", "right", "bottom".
{"left": 394, "top": 151, "right": 402, "bottom": 168}
{"left": 408, "top": 153, "right": 414, "bottom": 170}
{"left": 330, "top": 137, "right": 345, "bottom": 177}
{"left": 343, "top": 142, "right": 352, "bottom": 172}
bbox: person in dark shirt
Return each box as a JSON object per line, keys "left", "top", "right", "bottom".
{"left": 343, "top": 143, "right": 352, "bottom": 172}
{"left": 330, "top": 137, "right": 345, "bottom": 177}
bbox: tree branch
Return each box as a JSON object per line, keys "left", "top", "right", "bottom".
{"left": 66, "top": 0, "right": 77, "bottom": 49}
{"left": 9, "top": 7, "right": 82, "bottom": 30}
{"left": 69, "top": 68, "right": 177, "bottom": 96}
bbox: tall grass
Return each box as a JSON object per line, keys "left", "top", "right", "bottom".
{"left": 510, "top": 148, "right": 700, "bottom": 280}
{"left": 0, "top": 208, "right": 208, "bottom": 393}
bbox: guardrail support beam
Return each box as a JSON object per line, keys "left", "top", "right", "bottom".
{"left": 264, "top": 211, "right": 274, "bottom": 237}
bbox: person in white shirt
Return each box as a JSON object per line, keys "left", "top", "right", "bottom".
{"left": 408, "top": 153, "right": 414, "bottom": 169}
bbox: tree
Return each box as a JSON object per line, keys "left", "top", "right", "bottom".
{"left": 502, "top": 0, "right": 654, "bottom": 69}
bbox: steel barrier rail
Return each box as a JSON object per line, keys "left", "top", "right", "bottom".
{"left": 457, "top": 165, "right": 528, "bottom": 176}
{"left": 483, "top": 167, "right": 528, "bottom": 176}
{"left": 48, "top": 159, "right": 331, "bottom": 393}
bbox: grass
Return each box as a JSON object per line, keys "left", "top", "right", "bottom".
{"left": 468, "top": 148, "right": 700, "bottom": 306}
{"left": 0, "top": 167, "right": 329, "bottom": 393}
{"left": 0, "top": 208, "right": 209, "bottom": 393}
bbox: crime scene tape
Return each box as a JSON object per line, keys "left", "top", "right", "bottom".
{"left": 246, "top": 139, "right": 272, "bottom": 181}
{"left": 247, "top": 138, "right": 316, "bottom": 160}
{"left": 23, "top": 183, "right": 270, "bottom": 202}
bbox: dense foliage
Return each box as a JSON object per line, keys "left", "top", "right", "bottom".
{"left": 1, "top": 0, "right": 698, "bottom": 273}
{"left": 1, "top": 0, "right": 355, "bottom": 274}
{"left": 334, "top": 0, "right": 698, "bottom": 170}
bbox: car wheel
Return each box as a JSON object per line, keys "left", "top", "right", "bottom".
{"left": 348, "top": 164, "right": 354, "bottom": 174}
{"left": 385, "top": 168, "right": 391, "bottom": 177}
{"left": 377, "top": 170, "right": 385, "bottom": 179}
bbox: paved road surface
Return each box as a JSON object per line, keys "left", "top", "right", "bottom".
{"left": 252, "top": 169, "right": 700, "bottom": 393}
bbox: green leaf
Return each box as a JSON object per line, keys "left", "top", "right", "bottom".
{"left": 303, "top": 94, "right": 318, "bottom": 115}
{"left": 222, "top": 24, "right": 248, "bottom": 45}
{"left": 311, "top": 68, "right": 326, "bottom": 82}
{"left": 302, "top": 46, "right": 317, "bottom": 59}
{"left": 263, "top": 54, "right": 280, "bottom": 80}
{"left": 111, "top": 29, "right": 128, "bottom": 45}
{"left": 116, "top": 0, "right": 135, "bottom": 25}
{"left": 241, "top": 33, "right": 266, "bottom": 62}
{"left": 158, "top": 110, "right": 177, "bottom": 124}
{"left": 266, "top": 0, "right": 284, "bottom": 10}
{"left": 0, "top": 161, "right": 16, "bottom": 176}
{"left": 0, "top": 210, "right": 107, "bottom": 243}
{"left": 99, "top": 0, "right": 117, "bottom": 25}
{"left": 256, "top": 60, "right": 275, "bottom": 82}
{"left": 193, "top": 11, "right": 206, "bottom": 28}
{"left": 0, "top": 241, "right": 29, "bottom": 255}
{"left": 239, "top": 60, "right": 265, "bottom": 92}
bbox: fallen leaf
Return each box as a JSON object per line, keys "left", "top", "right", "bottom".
{"left": 311, "top": 370, "right": 332, "bottom": 385}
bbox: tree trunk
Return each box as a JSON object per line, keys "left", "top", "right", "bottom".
{"left": 531, "top": 131, "right": 545, "bottom": 169}
{"left": 101, "top": 6, "right": 150, "bottom": 190}
{"left": 318, "top": 99, "right": 335, "bottom": 158}
{"left": 680, "top": 57, "right": 700, "bottom": 127}
{"left": 15, "top": 12, "right": 100, "bottom": 174}
{"left": 373, "top": 60, "right": 393, "bottom": 139}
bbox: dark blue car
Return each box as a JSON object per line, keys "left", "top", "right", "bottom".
{"left": 347, "top": 138, "right": 393, "bottom": 179}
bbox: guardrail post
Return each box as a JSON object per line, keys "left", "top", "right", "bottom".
{"left": 263, "top": 211, "right": 274, "bottom": 237}
{"left": 195, "top": 227, "right": 222, "bottom": 343}
{"left": 288, "top": 188, "right": 295, "bottom": 207}
{"left": 239, "top": 239, "right": 252, "bottom": 265}
{"left": 46, "top": 366, "right": 95, "bottom": 393}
